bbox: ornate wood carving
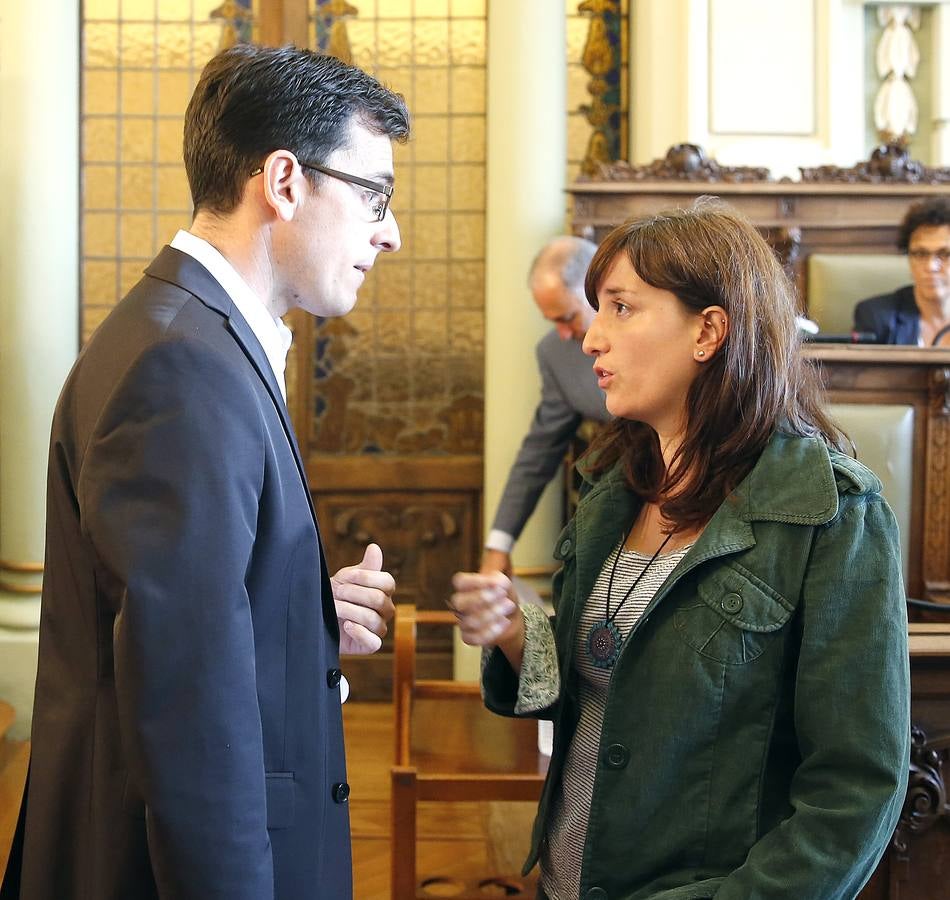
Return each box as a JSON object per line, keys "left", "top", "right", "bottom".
{"left": 800, "top": 143, "right": 950, "bottom": 185}
{"left": 925, "top": 371, "right": 950, "bottom": 604}
{"left": 892, "top": 725, "right": 950, "bottom": 858}
{"left": 587, "top": 143, "right": 771, "bottom": 183}
{"left": 312, "top": 469, "right": 481, "bottom": 699}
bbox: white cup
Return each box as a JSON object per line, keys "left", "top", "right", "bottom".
{"left": 537, "top": 719, "right": 553, "bottom": 756}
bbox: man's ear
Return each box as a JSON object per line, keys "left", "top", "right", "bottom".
{"left": 694, "top": 305, "right": 728, "bottom": 362}
{"left": 258, "top": 150, "right": 306, "bottom": 223}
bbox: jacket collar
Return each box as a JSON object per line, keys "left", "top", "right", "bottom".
{"left": 145, "top": 246, "right": 289, "bottom": 417}
{"left": 572, "top": 432, "right": 839, "bottom": 608}
{"left": 144, "top": 246, "right": 320, "bottom": 535}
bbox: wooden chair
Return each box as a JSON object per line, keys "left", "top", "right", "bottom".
{"left": 0, "top": 700, "right": 29, "bottom": 887}
{"left": 390, "top": 604, "right": 547, "bottom": 899}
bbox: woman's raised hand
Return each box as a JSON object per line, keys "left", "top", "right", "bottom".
{"left": 449, "top": 571, "right": 521, "bottom": 647}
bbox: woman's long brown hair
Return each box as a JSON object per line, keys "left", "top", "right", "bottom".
{"left": 583, "top": 198, "right": 847, "bottom": 532}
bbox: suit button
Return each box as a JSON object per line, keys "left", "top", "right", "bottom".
{"left": 559, "top": 538, "right": 572, "bottom": 556}
{"left": 721, "top": 592, "right": 743, "bottom": 614}
{"left": 604, "top": 743, "right": 629, "bottom": 769}
{"left": 327, "top": 668, "right": 343, "bottom": 688}
{"left": 585, "top": 888, "right": 608, "bottom": 900}
{"left": 332, "top": 782, "right": 350, "bottom": 804}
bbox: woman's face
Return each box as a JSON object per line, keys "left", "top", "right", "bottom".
{"left": 582, "top": 253, "right": 706, "bottom": 439}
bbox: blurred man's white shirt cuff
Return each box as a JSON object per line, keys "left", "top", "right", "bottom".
{"left": 485, "top": 529, "right": 515, "bottom": 553}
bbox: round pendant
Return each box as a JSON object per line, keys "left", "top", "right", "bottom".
{"left": 587, "top": 618, "right": 622, "bottom": 669}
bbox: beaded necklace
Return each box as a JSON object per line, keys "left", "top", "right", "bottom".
{"left": 585, "top": 527, "right": 674, "bottom": 670}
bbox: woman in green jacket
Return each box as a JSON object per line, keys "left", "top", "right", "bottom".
{"left": 451, "top": 200, "right": 910, "bottom": 900}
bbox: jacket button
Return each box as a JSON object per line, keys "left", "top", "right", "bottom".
{"left": 332, "top": 782, "right": 350, "bottom": 804}
{"left": 585, "top": 888, "right": 608, "bottom": 900}
{"left": 327, "top": 668, "right": 343, "bottom": 688}
{"left": 721, "top": 592, "right": 743, "bottom": 614}
{"left": 604, "top": 743, "right": 629, "bottom": 769}
{"left": 559, "top": 538, "right": 572, "bottom": 556}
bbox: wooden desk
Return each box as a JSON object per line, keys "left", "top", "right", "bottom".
{"left": 804, "top": 346, "right": 950, "bottom": 605}
{"left": 861, "top": 624, "right": 950, "bottom": 899}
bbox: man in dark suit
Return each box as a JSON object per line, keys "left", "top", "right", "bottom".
{"left": 481, "top": 236, "right": 610, "bottom": 577}
{"left": 853, "top": 196, "right": 950, "bottom": 346}
{"left": 7, "top": 45, "right": 408, "bottom": 900}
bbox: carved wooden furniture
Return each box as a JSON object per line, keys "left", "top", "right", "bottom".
{"left": 310, "top": 458, "right": 483, "bottom": 699}
{"left": 860, "top": 624, "right": 950, "bottom": 900}
{"left": 804, "top": 346, "right": 950, "bottom": 606}
{"left": 568, "top": 151, "right": 949, "bottom": 314}
{"left": 390, "top": 604, "right": 546, "bottom": 899}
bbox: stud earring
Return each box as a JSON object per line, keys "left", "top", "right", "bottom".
{"left": 697, "top": 349, "right": 706, "bottom": 358}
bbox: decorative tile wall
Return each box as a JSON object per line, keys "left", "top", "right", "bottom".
{"left": 309, "top": 0, "right": 486, "bottom": 455}
{"left": 81, "top": 0, "right": 252, "bottom": 342}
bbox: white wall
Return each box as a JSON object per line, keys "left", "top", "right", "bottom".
{"left": 631, "top": 0, "right": 950, "bottom": 177}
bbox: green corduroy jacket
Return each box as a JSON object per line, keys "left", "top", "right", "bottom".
{"left": 483, "top": 431, "right": 910, "bottom": 900}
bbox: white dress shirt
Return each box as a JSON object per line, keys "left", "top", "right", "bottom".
{"left": 170, "top": 230, "right": 293, "bottom": 401}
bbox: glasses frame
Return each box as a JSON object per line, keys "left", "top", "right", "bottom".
{"left": 249, "top": 160, "right": 393, "bottom": 222}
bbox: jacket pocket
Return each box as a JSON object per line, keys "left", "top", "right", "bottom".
{"left": 673, "top": 564, "right": 796, "bottom": 664}
{"left": 265, "top": 772, "right": 296, "bottom": 830}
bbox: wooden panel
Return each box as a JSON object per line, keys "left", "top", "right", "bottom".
{"left": 313, "top": 474, "right": 481, "bottom": 700}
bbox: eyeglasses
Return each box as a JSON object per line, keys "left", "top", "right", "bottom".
{"left": 249, "top": 161, "right": 394, "bottom": 222}
{"left": 908, "top": 247, "right": 950, "bottom": 265}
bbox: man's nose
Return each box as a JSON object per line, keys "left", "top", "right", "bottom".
{"left": 375, "top": 210, "right": 401, "bottom": 253}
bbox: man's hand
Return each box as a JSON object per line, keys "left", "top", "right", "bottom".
{"left": 331, "top": 543, "right": 396, "bottom": 655}
{"left": 480, "top": 548, "right": 513, "bottom": 577}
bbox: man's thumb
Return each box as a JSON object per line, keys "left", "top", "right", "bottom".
{"left": 360, "top": 542, "right": 383, "bottom": 571}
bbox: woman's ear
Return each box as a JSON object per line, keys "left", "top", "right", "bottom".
{"left": 695, "top": 305, "right": 728, "bottom": 362}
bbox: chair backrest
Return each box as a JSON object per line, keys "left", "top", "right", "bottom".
{"left": 828, "top": 403, "right": 914, "bottom": 584}
{"left": 807, "top": 253, "right": 911, "bottom": 333}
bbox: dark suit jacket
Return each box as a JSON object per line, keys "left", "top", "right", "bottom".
{"left": 852, "top": 284, "right": 920, "bottom": 345}
{"left": 15, "top": 248, "right": 350, "bottom": 899}
{"left": 490, "top": 330, "right": 610, "bottom": 540}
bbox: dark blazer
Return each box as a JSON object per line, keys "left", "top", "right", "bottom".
{"left": 16, "top": 248, "right": 350, "bottom": 899}
{"left": 853, "top": 284, "right": 920, "bottom": 345}
{"left": 490, "top": 330, "right": 610, "bottom": 540}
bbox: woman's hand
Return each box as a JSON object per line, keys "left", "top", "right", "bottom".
{"left": 449, "top": 571, "right": 525, "bottom": 669}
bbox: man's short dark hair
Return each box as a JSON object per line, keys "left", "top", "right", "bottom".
{"left": 897, "top": 197, "right": 950, "bottom": 252}
{"left": 184, "top": 44, "right": 410, "bottom": 215}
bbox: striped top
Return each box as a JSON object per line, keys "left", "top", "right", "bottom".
{"left": 532, "top": 540, "right": 692, "bottom": 900}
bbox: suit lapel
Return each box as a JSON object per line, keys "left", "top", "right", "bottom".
{"left": 144, "top": 247, "right": 320, "bottom": 534}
